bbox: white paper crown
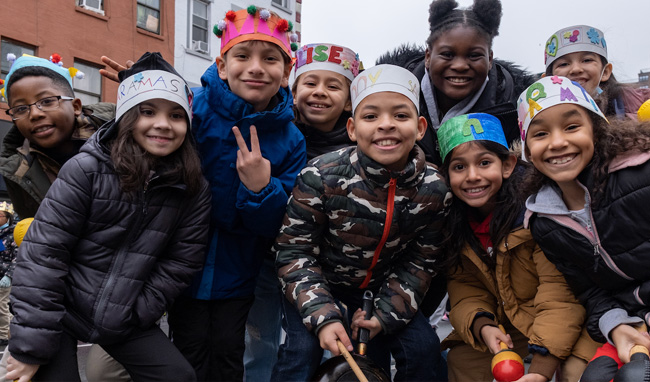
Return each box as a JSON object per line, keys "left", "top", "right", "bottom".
{"left": 116, "top": 70, "right": 192, "bottom": 122}
{"left": 517, "top": 75, "right": 607, "bottom": 146}
{"left": 350, "top": 64, "right": 419, "bottom": 114}
{"left": 544, "top": 25, "right": 608, "bottom": 69}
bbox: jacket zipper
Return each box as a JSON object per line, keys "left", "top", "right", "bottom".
{"left": 360, "top": 178, "right": 396, "bottom": 289}
{"left": 539, "top": 183, "right": 633, "bottom": 281}
{"left": 93, "top": 181, "right": 153, "bottom": 329}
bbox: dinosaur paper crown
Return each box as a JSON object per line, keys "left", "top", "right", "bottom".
{"left": 437, "top": 113, "right": 508, "bottom": 162}
{"left": 1, "top": 53, "right": 84, "bottom": 98}
{"left": 213, "top": 6, "right": 299, "bottom": 58}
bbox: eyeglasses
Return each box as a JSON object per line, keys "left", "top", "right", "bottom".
{"left": 5, "top": 95, "right": 75, "bottom": 121}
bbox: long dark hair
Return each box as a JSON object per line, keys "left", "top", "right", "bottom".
{"left": 441, "top": 140, "right": 529, "bottom": 270}
{"left": 110, "top": 107, "right": 204, "bottom": 196}
{"left": 522, "top": 113, "right": 650, "bottom": 207}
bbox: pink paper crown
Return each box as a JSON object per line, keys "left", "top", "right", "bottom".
{"left": 213, "top": 5, "right": 299, "bottom": 59}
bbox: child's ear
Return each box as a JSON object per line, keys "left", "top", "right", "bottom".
{"left": 72, "top": 98, "right": 83, "bottom": 117}
{"left": 216, "top": 56, "right": 228, "bottom": 81}
{"left": 501, "top": 154, "right": 517, "bottom": 179}
{"left": 600, "top": 62, "right": 613, "bottom": 83}
{"left": 281, "top": 62, "right": 292, "bottom": 88}
{"left": 415, "top": 116, "right": 427, "bottom": 141}
{"left": 488, "top": 50, "right": 494, "bottom": 70}
{"left": 343, "top": 98, "right": 352, "bottom": 112}
{"left": 346, "top": 116, "right": 358, "bottom": 142}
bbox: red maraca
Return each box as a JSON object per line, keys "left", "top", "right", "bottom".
{"left": 491, "top": 325, "right": 525, "bottom": 382}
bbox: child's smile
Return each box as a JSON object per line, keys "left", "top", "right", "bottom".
{"left": 525, "top": 104, "right": 595, "bottom": 187}
{"left": 347, "top": 92, "right": 426, "bottom": 172}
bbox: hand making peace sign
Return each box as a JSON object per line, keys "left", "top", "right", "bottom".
{"left": 232, "top": 125, "right": 271, "bottom": 193}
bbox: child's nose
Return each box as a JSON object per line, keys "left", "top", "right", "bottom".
{"left": 450, "top": 57, "right": 470, "bottom": 71}
{"left": 467, "top": 166, "right": 481, "bottom": 180}
{"left": 29, "top": 104, "right": 46, "bottom": 119}
{"left": 549, "top": 130, "right": 567, "bottom": 148}
{"left": 377, "top": 115, "right": 395, "bottom": 130}
{"left": 248, "top": 56, "right": 264, "bottom": 73}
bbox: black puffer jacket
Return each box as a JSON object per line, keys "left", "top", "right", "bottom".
{"left": 526, "top": 152, "right": 650, "bottom": 343}
{"left": 377, "top": 45, "right": 536, "bottom": 166}
{"left": 8, "top": 121, "right": 211, "bottom": 365}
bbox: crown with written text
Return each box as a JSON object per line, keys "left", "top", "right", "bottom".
{"left": 437, "top": 113, "right": 508, "bottom": 162}
{"left": 295, "top": 43, "right": 362, "bottom": 81}
{"left": 544, "top": 25, "right": 608, "bottom": 69}
{"left": 1, "top": 53, "right": 84, "bottom": 98}
{"left": 517, "top": 76, "right": 607, "bottom": 153}
{"left": 350, "top": 64, "right": 420, "bottom": 114}
{"left": 213, "top": 5, "right": 299, "bottom": 59}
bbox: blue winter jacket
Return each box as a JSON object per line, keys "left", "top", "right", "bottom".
{"left": 188, "top": 63, "right": 306, "bottom": 300}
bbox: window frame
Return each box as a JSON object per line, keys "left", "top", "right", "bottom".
{"left": 137, "top": 0, "right": 161, "bottom": 35}
{"left": 72, "top": 59, "right": 103, "bottom": 105}
{"left": 190, "top": 0, "right": 210, "bottom": 54}
{"left": 77, "top": 0, "right": 104, "bottom": 15}
{"left": 1, "top": 39, "right": 36, "bottom": 104}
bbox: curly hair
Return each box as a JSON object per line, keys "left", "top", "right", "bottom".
{"left": 110, "top": 106, "right": 204, "bottom": 196}
{"left": 426, "top": 0, "right": 502, "bottom": 49}
{"left": 441, "top": 141, "right": 530, "bottom": 271}
{"left": 521, "top": 113, "right": 650, "bottom": 207}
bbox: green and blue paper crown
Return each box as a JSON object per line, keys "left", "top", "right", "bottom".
{"left": 437, "top": 113, "right": 508, "bottom": 162}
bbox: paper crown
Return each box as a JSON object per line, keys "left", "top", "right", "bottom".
{"left": 437, "top": 113, "right": 508, "bottom": 162}
{"left": 517, "top": 76, "right": 607, "bottom": 145}
{"left": 115, "top": 52, "right": 193, "bottom": 123}
{"left": 0, "top": 201, "right": 14, "bottom": 215}
{"left": 213, "top": 6, "right": 299, "bottom": 58}
{"left": 350, "top": 64, "right": 420, "bottom": 114}
{"left": 294, "top": 44, "right": 362, "bottom": 81}
{"left": 1, "top": 53, "right": 84, "bottom": 98}
{"left": 13, "top": 218, "right": 33, "bottom": 247}
{"left": 544, "top": 25, "right": 608, "bottom": 69}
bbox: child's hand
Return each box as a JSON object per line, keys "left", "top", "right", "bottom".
{"left": 513, "top": 373, "right": 548, "bottom": 382}
{"left": 99, "top": 56, "right": 134, "bottom": 83}
{"left": 6, "top": 355, "right": 38, "bottom": 382}
{"left": 480, "top": 324, "right": 513, "bottom": 354}
{"left": 232, "top": 126, "right": 271, "bottom": 193}
{"left": 611, "top": 323, "right": 650, "bottom": 363}
{"left": 350, "top": 308, "right": 382, "bottom": 340}
{"left": 317, "top": 321, "right": 353, "bottom": 356}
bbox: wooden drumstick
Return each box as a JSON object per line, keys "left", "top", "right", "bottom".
{"left": 336, "top": 339, "right": 369, "bottom": 382}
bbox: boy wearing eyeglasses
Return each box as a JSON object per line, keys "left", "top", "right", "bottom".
{"left": 0, "top": 55, "right": 114, "bottom": 219}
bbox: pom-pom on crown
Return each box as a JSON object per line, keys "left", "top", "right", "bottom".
{"left": 2, "top": 53, "right": 84, "bottom": 99}
{"left": 214, "top": 6, "right": 298, "bottom": 58}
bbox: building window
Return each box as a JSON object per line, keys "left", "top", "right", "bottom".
{"left": 73, "top": 60, "right": 102, "bottom": 105}
{"left": 271, "top": 0, "right": 290, "bottom": 11}
{"left": 1, "top": 39, "right": 35, "bottom": 103}
{"left": 77, "top": 0, "right": 104, "bottom": 15}
{"left": 191, "top": 0, "right": 209, "bottom": 53}
{"left": 137, "top": 0, "right": 160, "bottom": 34}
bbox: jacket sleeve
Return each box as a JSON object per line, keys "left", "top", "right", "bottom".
{"left": 447, "top": 253, "right": 498, "bottom": 351}
{"left": 528, "top": 243, "right": 586, "bottom": 358}
{"left": 8, "top": 156, "right": 92, "bottom": 365}
{"left": 133, "top": 180, "right": 212, "bottom": 327}
{"left": 236, "top": 138, "right": 307, "bottom": 238}
{"left": 612, "top": 280, "right": 650, "bottom": 318}
{"left": 275, "top": 166, "right": 342, "bottom": 333}
{"left": 375, "top": 182, "right": 450, "bottom": 334}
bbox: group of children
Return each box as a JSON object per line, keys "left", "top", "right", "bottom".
{"left": 0, "top": 0, "right": 648, "bottom": 381}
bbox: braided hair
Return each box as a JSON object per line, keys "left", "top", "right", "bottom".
{"left": 426, "top": 0, "right": 502, "bottom": 49}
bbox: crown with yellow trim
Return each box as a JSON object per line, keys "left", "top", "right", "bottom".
{"left": 1, "top": 53, "right": 84, "bottom": 98}
{"left": 0, "top": 202, "right": 14, "bottom": 215}
{"left": 213, "top": 5, "right": 299, "bottom": 58}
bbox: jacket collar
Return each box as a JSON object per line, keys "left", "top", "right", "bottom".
{"left": 352, "top": 145, "right": 427, "bottom": 188}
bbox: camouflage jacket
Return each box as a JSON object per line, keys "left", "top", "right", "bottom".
{"left": 275, "top": 146, "right": 451, "bottom": 334}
